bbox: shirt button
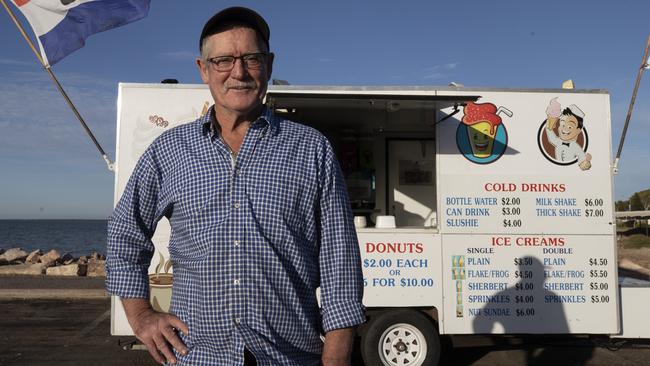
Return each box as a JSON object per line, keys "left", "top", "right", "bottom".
{"left": 234, "top": 317, "right": 241, "bottom": 325}
{"left": 234, "top": 240, "right": 240, "bottom": 246}
{"left": 234, "top": 202, "right": 240, "bottom": 209}
{"left": 234, "top": 279, "right": 240, "bottom": 285}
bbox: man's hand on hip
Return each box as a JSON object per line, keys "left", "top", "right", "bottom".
{"left": 122, "top": 298, "right": 189, "bottom": 365}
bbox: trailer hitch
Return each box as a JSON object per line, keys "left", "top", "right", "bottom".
{"left": 118, "top": 338, "right": 147, "bottom": 351}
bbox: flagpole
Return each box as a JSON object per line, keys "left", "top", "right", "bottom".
{"left": 1, "top": 0, "right": 115, "bottom": 171}
{"left": 613, "top": 35, "right": 650, "bottom": 174}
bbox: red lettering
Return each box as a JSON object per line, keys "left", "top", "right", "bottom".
{"left": 515, "top": 236, "right": 566, "bottom": 246}
{"left": 364, "top": 242, "right": 425, "bottom": 254}
{"left": 491, "top": 236, "right": 511, "bottom": 246}
{"left": 521, "top": 183, "right": 567, "bottom": 192}
{"left": 485, "top": 183, "right": 517, "bottom": 192}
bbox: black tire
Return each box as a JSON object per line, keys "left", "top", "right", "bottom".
{"left": 361, "top": 309, "right": 440, "bottom": 366}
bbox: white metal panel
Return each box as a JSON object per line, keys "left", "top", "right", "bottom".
{"left": 436, "top": 90, "right": 614, "bottom": 235}
{"left": 359, "top": 231, "right": 441, "bottom": 309}
{"left": 111, "top": 83, "right": 213, "bottom": 336}
{"left": 435, "top": 90, "right": 619, "bottom": 334}
{"left": 441, "top": 234, "right": 618, "bottom": 334}
{"left": 614, "top": 285, "right": 650, "bottom": 338}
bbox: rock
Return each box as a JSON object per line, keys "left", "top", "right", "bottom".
{"left": 40, "top": 249, "right": 61, "bottom": 267}
{"left": 46, "top": 263, "right": 87, "bottom": 276}
{"left": 89, "top": 252, "right": 105, "bottom": 261}
{"left": 0, "top": 248, "right": 29, "bottom": 263}
{"left": 0, "top": 263, "right": 45, "bottom": 275}
{"left": 86, "top": 260, "right": 106, "bottom": 277}
{"left": 0, "top": 248, "right": 4, "bottom": 255}
{"left": 78, "top": 256, "right": 88, "bottom": 264}
{"left": 26, "top": 250, "right": 42, "bottom": 264}
{"left": 61, "top": 253, "right": 75, "bottom": 265}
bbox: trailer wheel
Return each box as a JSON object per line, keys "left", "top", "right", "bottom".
{"left": 362, "top": 309, "right": 440, "bottom": 366}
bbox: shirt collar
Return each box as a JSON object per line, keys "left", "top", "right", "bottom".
{"left": 201, "top": 105, "right": 278, "bottom": 137}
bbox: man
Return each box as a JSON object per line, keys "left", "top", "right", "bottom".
{"left": 544, "top": 98, "right": 592, "bottom": 171}
{"left": 106, "top": 7, "right": 365, "bottom": 366}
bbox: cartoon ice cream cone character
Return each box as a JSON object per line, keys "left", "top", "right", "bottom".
{"left": 544, "top": 98, "right": 592, "bottom": 171}
{"left": 462, "top": 102, "right": 510, "bottom": 158}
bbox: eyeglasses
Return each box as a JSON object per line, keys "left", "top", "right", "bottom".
{"left": 206, "top": 53, "right": 268, "bottom": 72}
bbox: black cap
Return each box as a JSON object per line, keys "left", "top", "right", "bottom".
{"left": 199, "top": 7, "right": 270, "bottom": 52}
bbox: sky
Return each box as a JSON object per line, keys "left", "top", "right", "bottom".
{"left": 0, "top": 0, "right": 649, "bottom": 219}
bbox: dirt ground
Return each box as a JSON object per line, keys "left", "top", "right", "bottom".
{"left": 1, "top": 297, "right": 650, "bottom": 366}
{"left": 618, "top": 246, "right": 650, "bottom": 269}
{"left": 617, "top": 236, "right": 650, "bottom": 279}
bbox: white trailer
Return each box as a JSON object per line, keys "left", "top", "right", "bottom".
{"left": 112, "top": 83, "right": 649, "bottom": 365}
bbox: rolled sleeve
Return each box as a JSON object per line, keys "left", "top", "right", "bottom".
{"left": 106, "top": 147, "right": 165, "bottom": 299}
{"left": 317, "top": 140, "right": 366, "bottom": 333}
{"left": 321, "top": 299, "right": 366, "bottom": 333}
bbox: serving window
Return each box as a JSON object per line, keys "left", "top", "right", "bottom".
{"left": 267, "top": 91, "right": 477, "bottom": 229}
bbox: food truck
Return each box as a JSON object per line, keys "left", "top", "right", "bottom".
{"left": 111, "top": 83, "right": 649, "bottom": 366}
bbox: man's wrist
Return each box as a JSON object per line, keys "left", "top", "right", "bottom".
{"left": 121, "top": 297, "right": 155, "bottom": 328}
{"left": 322, "top": 327, "right": 356, "bottom": 366}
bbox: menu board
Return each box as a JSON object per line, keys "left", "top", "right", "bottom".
{"left": 357, "top": 231, "right": 441, "bottom": 308}
{"left": 441, "top": 175, "right": 612, "bottom": 235}
{"left": 437, "top": 90, "right": 619, "bottom": 334}
{"left": 442, "top": 234, "right": 617, "bottom": 333}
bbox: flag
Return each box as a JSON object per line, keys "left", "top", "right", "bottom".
{"left": 11, "top": 0, "right": 150, "bottom": 66}
{"left": 645, "top": 54, "right": 650, "bottom": 70}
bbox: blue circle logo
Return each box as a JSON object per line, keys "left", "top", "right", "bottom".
{"left": 456, "top": 123, "right": 508, "bottom": 164}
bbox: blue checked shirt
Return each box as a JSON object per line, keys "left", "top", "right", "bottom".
{"left": 106, "top": 107, "right": 365, "bottom": 366}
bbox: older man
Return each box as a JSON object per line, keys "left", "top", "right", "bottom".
{"left": 106, "top": 6, "right": 365, "bottom": 366}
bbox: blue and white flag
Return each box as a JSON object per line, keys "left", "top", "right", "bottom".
{"left": 11, "top": 0, "right": 150, "bottom": 66}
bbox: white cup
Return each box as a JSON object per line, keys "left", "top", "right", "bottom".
{"left": 354, "top": 216, "right": 367, "bottom": 228}
{"left": 375, "top": 215, "right": 396, "bottom": 228}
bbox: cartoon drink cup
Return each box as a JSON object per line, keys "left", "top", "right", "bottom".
{"left": 148, "top": 253, "right": 173, "bottom": 313}
{"left": 462, "top": 102, "right": 511, "bottom": 158}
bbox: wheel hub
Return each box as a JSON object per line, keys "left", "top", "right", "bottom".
{"left": 378, "top": 323, "right": 427, "bottom": 366}
{"left": 394, "top": 340, "right": 407, "bottom": 352}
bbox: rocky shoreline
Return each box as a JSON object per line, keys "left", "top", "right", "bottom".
{"left": 0, "top": 248, "right": 105, "bottom": 277}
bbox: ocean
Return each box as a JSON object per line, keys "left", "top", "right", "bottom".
{"left": 0, "top": 220, "right": 108, "bottom": 257}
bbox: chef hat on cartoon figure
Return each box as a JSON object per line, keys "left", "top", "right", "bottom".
{"left": 567, "top": 104, "right": 585, "bottom": 119}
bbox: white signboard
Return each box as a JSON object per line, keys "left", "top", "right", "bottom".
{"left": 436, "top": 90, "right": 619, "bottom": 334}
{"left": 441, "top": 234, "right": 618, "bottom": 334}
{"left": 112, "top": 83, "right": 212, "bottom": 335}
{"left": 358, "top": 230, "right": 441, "bottom": 308}
{"left": 437, "top": 91, "right": 613, "bottom": 235}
